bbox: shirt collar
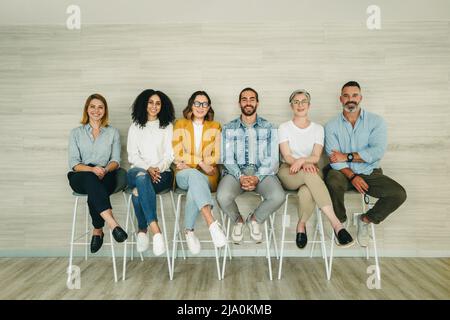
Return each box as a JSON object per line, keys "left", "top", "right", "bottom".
{"left": 84, "top": 123, "right": 105, "bottom": 133}
{"left": 340, "top": 108, "right": 365, "bottom": 122}
{"left": 238, "top": 115, "right": 262, "bottom": 129}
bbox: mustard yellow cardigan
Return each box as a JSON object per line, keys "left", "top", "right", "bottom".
{"left": 172, "top": 118, "right": 221, "bottom": 192}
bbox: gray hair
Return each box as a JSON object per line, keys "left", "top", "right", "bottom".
{"left": 289, "top": 89, "right": 311, "bottom": 103}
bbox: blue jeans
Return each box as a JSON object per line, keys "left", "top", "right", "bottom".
{"left": 175, "top": 168, "right": 214, "bottom": 230}
{"left": 127, "top": 167, "right": 173, "bottom": 230}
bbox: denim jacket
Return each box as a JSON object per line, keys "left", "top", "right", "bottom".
{"left": 221, "top": 115, "right": 279, "bottom": 182}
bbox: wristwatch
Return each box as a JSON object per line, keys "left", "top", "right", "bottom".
{"left": 347, "top": 153, "right": 354, "bottom": 162}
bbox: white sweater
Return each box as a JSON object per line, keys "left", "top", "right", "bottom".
{"left": 127, "top": 120, "right": 174, "bottom": 172}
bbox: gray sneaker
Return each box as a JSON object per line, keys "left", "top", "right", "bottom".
{"left": 356, "top": 215, "right": 370, "bottom": 247}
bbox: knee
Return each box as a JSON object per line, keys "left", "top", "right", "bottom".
{"left": 269, "top": 188, "right": 286, "bottom": 206}
{"left": 298, "top": 188, "right": 313, "bottom": 203}
{"left": 392, "top": 185, "right": 407, "bottom": 205}
{"left": 217, "top": 191, "right": 232, "bottom": 207}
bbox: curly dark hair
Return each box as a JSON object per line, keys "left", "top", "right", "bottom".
{"left": 131, "top": 89, "right": 175, "bottom": 129}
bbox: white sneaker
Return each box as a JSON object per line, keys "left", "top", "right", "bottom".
{"left": 232, "top": 221, "right": 244, "bottom": 244}
{"left": 209, "top": 221, "right": 227, "bottom": 248}
{"left": 185, "top": 230, "right": 201, "bottom": 255}
{"left": 246, "top": 214, "right": 263, "bottom": 243}
{"left": 357, "top": 215, "right": 370, "bottom": 247}
{"left": 152, "top": 233, "right": 166, "bottom": 256}
{"left": 136, "top": 232, "right": 149, "bottom": 253}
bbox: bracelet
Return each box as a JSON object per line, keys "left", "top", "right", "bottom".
{"left": 349, "top": 174, "right": 359, "bottom": 182}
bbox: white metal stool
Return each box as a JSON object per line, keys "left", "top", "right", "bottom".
{"left": 221, "top": 192, "right": 279, "bottom": 281}
{"left": 67, "top": 192, "right": 126, "bottom": 284}
{"left": 170, "top": 188, "right": 228, "bottom": 280}
{"left": 122, "top": 188, "right": 172, "bottom": 280}
{"left": 277, "top": 191, "right": 330, "bottom": 280}
{"left": 329, "top": 191, "right": 381, "bottom": 281}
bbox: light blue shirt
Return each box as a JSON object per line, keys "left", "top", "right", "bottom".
{"left": 221, "top": 116, "right": 279, "bottom": 182}
{"left": 324, "top": 109, "right": 387, "bottom": 175}
{"left": 68, "top": 124, "right": 121, "bottom": 171}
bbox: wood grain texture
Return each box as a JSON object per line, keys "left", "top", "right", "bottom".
{"left": 0, "top": 257, "right": 448, "bottom": 299}
{"left": 0, "top": 21, "right": 448, "bottom": 256}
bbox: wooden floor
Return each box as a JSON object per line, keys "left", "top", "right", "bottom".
{"left": 0, "top": 257, "right": 448, "bottom": 300}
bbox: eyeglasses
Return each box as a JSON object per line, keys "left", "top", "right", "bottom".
{"left": 291, "top": 99, "right": 310, "bottom": 106}
{"left": 193, "top": 101, "right": 210, "bottom": 108}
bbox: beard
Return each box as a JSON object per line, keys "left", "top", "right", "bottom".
{"left": 343, "top": 101, "right": 359, "bottom": 113}
{"left": 241, "top": 105, "right": 256, "bottom": 116}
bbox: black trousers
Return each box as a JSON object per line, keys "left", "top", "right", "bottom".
{"left": 68, "top": 169, "right": 121, "bottom": 229}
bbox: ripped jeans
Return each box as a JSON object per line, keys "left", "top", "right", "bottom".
{"left": 127, "top": 167, "right": 173, "bottom": 230}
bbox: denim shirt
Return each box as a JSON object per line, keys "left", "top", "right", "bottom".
{"left": 68, "top": 124, "right": 121, "bottom": 171}
{"left": 324, "top": 109, "right": 387, "bottom": 175}
{"left": 221, "top": 115, "right": 279, "bottom": 182}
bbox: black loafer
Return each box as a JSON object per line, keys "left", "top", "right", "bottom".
{"left": 90, "top": 233, "right": 104, "bottom": 253}
{"left": 112, "top": 226, "right": 128, "bottom": 243}
{"left": 335, "top": 229, "right": 355, "bottom": 248}
{"left": 296, "top": 231, "right": 307, "bottom": 249}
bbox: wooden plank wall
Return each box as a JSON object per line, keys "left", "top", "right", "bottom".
{"left": 0, "top": 21, "right": 448, "bottom": 256}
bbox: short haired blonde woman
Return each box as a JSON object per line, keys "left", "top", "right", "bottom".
{"left": 277, "top": 90, "right": 354, "bottom": 249}
{"left": 68, "top": 93, "right": 128, "bottom": 253}
{"left": 172, "top": 90, "right": 226, "bottom": 254}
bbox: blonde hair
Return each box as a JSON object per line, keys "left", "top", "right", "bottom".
{"left": 80, "top": 93, "right": 109, "bottom": 127}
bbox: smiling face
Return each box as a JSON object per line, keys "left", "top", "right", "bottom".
{"left": 340, "top": 86, "right": 362, "bottom": 113}
{"left": 239, "top": 90, "right": 258, "bottom": 116}
{"left": 290, "top": 93, "right": 310, "bottom": 117}
{"left": 191, "top": 94, "right": 210, "bottom": 120}
{"left": 87, "top": 98, "right": 106, "bottom": 122}
{"left": 147, "top": 94, "right": 162, "bottom": 120}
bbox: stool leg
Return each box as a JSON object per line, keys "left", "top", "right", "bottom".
{"left": 221, "top": 216, "right": 231, "bottom": 280}
{"left": 159, "top": 194, "right": 172, "bottom": 279}
{"left": 371, "top": 223, "right": 381, "bottom": 281}
{"left": 84, "top": 199, "right": 88, "bottom": 261}
{"left": 219, "top": 208, "right": 232, "bottom": 261}
{"left": 316, "top": 208, "right": 330, "bottom": 280}
{"left": 109, "top": 229, "right": 118, "bottom": 282}
{"left": 328, "top": 230, "right": 335, "bottom": 281}
{"left": 214, "top": 245, "right": 221, "bottom": 280}
{"left": 67, "top": 196, "right": 79, "bottom": 284}
{"left": 269, "top": 213, "right": 279, "bottom": 260}
{"left": 264, "top": 220, "right": 273, "bottom": 281}
{"left": 122, "top": 193, "right": 132, "bottom": 281}
{"left": 310, "top": 219, "right": 319, "bottom": 258}
{"left": 170, "top": 194, "right": 183, "bottom": 280}
{"left": 277, "top": 194, "right": 288, "bottom": 280}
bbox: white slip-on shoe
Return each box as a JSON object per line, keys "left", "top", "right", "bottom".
{"left": 185, "top": 230, "right": 201, "bottom": 255}
{"left": 152, "top": 233, "right": 166, "bottom": 256}
{"left": 246, "top": 214, "right": 263, "bottom": 243}
{"left": 136, "top": 232, "right": 149, "bottom": 253}
{"left": 231, "top": 221, "right": 244, "bottom": 244}
{"left": 209, "top": 221, "right": 227, "bottom": 248}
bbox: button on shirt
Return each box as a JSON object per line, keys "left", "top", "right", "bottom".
{"left": 68, "top": 124, "right": 121, "bottom": 171}
{"left": 324, "top": 109, "right": 387, "bottom": 175}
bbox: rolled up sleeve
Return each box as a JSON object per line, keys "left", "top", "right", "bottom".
{"left": 108, "top": 128, "right": 121, "bottom": 167}
{"left": 68, "top": 129, "right": 81, "bottom": 171}
{"left": 325, "top": 123, "right": 349, "bottom": 171}
{"left": 358, "top": 118, "right": 387, "bottom": 164}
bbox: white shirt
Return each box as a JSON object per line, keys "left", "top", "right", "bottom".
{"left": 127, "top": 120, "right": 174, "bottom": 172}
{"left": 278, "top": 120, "right": 324, "bottom": 161}
{"left": 193, "top": 122, "right": 203, "bottom": 153}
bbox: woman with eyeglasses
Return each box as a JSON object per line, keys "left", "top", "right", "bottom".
{"left": 172, "top": 91, "right": 226, "bottom": 254}
{"left": 68, "top": 93, "right": 128, "bottom": 254}
{"left": 127, "top": 89, "right": 175, "bottom": 256}
{"left": 277, "top": 89, "right": 354, "bottom": 249}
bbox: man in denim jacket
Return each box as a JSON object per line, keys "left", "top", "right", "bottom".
{"left": 217, "top": 88, "right": 285, "bottom": 244}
